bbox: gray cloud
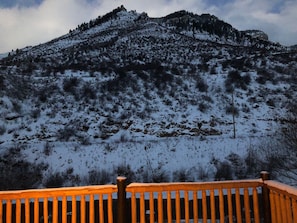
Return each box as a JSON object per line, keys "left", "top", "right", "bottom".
{"left": 210, "top": 0, "right": 297, "bottom": 45}
{"left": 0, "top": 0, "right": 296, "bottom": 53}
{"left": 0, "top": 0, "right": 44, "bottom": 8}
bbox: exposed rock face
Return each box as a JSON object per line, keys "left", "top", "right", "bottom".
{"left": 243, "top": 30, "right": 269, "bottom": 41}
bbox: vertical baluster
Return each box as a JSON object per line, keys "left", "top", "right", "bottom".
{"left": 140, "top": 193, "right": 145, "bottom": 223}
{"left": 89, "top": 194, "right": 94, "bottom": 223}
{"left": 99, "top": 194, "right": 104, "bottom": 223}
{"left": 149, "top": 192, "right": 154, "bottom": 223}
{"left": 210, "top": 189, "right": 215, "bottom": 223}
{"left": 292, "top": 199, "right": 297, "bottom": 223}
{"left": 62, "top": 196, "right": 67, "bottom": 223}
{"left": 227, "top": 189, "right": 233, "bottom": 223}
{"left": 184, "top": 191, "right": 189, "bottom": 223}
{"left": 202, "top": 190, "right": 207, "bottom": 223}
{"left": 269, "top": 191, "right": 277, "bottom": 223}
{"left": 44, "top": 198, "right": 48, "bottom": 223}
{"left": 107, "top": 193, "right": 113, "bottom": 223}
{"left": 34, "top": 198, "right": 39, "bottom": 223}
{"left": 243, "top": 188, "right": 251, "bottom": 223}
{"left": 81, "top": 195, "right": 86, "bottom": 223}
{"left": 235, "top": 188, "right": 242, "bottom": 223}
{"left": 7, "top": 199, "right": 12, "bottom": 223}
{"left": 158, "top": 192, "right": 163, "bottom": 223}
{"left": 193, "top": 191, "right": 198, "bottom": 223}
{"left": 167, "top": 191, "right": 172, "bottom": 223}
{"left": 98, "top": 194, "right": 103, "bottom": 223}
{"left": 285, "top": 195, "right": 292, "bottom": 223}
{"left": 130, "top": 193, "right": 136, "bottom": 223}
{"left": 16, "top": 199, "right": 21, "bottom": 223}
{"left": 175, "top": 190, "right": 180, "bottom": 223}
{"left": 275, "top": 193, "right": 282, "bottom": 223}
{"left": 72, "top": 196, "right": 76, "bottom": 223}
{"left": 280, "top": 194, "right": 287, "bottom": 222}
{"left": 219, "top": 189, "right": 224, "bottom": 223}
{"left": 0, "top": 200, "right": 2, "bottom": 223}
{"left": 53, "top": 197, "right": 58, "bottom": 223}
{"left": 252, "top": 188, "right": 260, "bottom": 223}
{"left": 25, "top": 198, "right": 30, "bottom": 223}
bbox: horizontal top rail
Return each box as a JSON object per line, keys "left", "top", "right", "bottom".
{"left": 126, "top": 179, "right": 263, "bottom": 193}
{"left": 0, "top": 184, "right": 117, "bottom": 200}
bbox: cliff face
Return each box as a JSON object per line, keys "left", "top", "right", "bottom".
{"left": 243, "top": 30, "right": 269, "bottom": 41}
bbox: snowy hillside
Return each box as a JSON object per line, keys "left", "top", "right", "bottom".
{"left": 0, "top": 6, "right": 297, "bottom": 189}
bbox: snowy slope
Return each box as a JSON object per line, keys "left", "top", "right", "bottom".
{"left": 0, "top": 7, "right": 296, "bottom": 188}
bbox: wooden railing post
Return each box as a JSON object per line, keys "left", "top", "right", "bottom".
{"left": 117, "top": 176, "right": 127, "bottom": 223}
{"left": 261, "top": 171, "right": 271, "bottom": 223}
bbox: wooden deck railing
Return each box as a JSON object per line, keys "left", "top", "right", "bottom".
{"left": 265, "top": 180, "right": 297, "bottom": 223}
{"left": 126, "top": 179, "right": 263, "bottom": 223}
{"left": 0, "top": 185, "right": 117, "bottom": 223}
{"left": 1, "top": 171, "right": 297, "bottom": 223}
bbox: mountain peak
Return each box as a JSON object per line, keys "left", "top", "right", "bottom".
{"left": 0, "top": 6, "right": 296, "bottom": 188}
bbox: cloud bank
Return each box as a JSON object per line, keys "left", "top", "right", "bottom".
{"left": 0, "top": 0, "right": 296, "bottom": 53}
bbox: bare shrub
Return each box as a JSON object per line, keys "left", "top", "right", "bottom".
{"left": 44, "top": 172, "right": 64, "bottom": 188}
{"left": 142, "top": 166, "right": 170, "bottom": 183}
{"left": 7, "top": 75, "right": 33, "bottom": 99}
{"left": 104, "top": 144, "right": 115, "bottom": 153}
{"left": 272, "top": 102, "right": 297, "bottom": 182}
{"left": 77, "top": 133, "right": 91, "bottom": 145}
{"left": 57, "top": 126, "right": 77, "bottom": 141}
{"left": 172, "top": 169, "right": 187, "bottom": 182}
{"left": 81, "top": 83, "right": 96, "bottom": 100}
{"left": 0, "top": 145, "right": 46, "bottom": 190}
{"left": 215, "top": 161, "right": 232, "bottom": 180}
{"left": 195, "top": 76, "right": 208, "bottom": 92}
{"left": 172, "top": 168, "right": 194, "bottom": 182}
{"left": 63, "top": 77, "right": 80, "bottom": 96}
{"left": 241, "top": 103, "right": 250, "bottom": 113}
{"left": 86, "top": 169, "right": 111, "bottom": 185}
{"left": 196, "top": 165, "right": 209, "bottom": 181}
{"left": 211, "top": 158, "right": 233, "bottom": 181}
{"left": 248, "top": 133, "right": 296, "bottom": 182}
{"left": 245, "top": 148, "right": 263, "bottom": 177}
{"left": 12, "top": 100, "right": 22, "bottom": 113}
{"left": 151, "top": 168, "right": 170, "bottom": 183}
{"left": 0, "top": 124, "right": 6, "bottom": 135}
{"left": 256, "top": 69, "right": 275, "bottom": 84}
{"left": 225, "top": 105, "right": 239, "bottom": 116}
{"left": 198, "top": 102, "right": 209, "bottom": 113}
{"left": 226, "top": 153, "right": 247, "bottom": 179}
{"left": 0, "top": 74, "right": 4, "bottom": 90}
{"left": 114, "top": 164, "right": 135, "bottom": 184}
{"left": 30, "top": 108, "right": 41, "bottom": 119}
{"left": 225, "top": 70, "right": 251, "bottom": 92}
{"left": 43, "top": 141, "right": 53, "bottom": 156}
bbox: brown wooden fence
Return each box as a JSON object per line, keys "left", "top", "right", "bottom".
{"left": 0, "top": 185, "right": 117, "bottom": 223}
{"left": 1, "top": 171, "right": 297, "bottom": 223}
{"left": 126, "top": 179, "right": 262, "bottom": 223}
{"left": 265, "top": 180, "right": 297, "bottom": 223}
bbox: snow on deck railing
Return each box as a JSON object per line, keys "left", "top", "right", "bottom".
{"left": 0, "top": 171, "right": 297, "bottom": 223}
{"left": 264, "top": 180, "right": 297, "bottom": 223}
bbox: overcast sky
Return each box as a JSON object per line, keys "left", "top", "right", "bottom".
{"left": 0, "top": 0, "right": 296, "bottom": 53}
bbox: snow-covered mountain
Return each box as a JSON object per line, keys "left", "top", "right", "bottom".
{"left": 0, "top": 6, "right": 296, "bottom": 189}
